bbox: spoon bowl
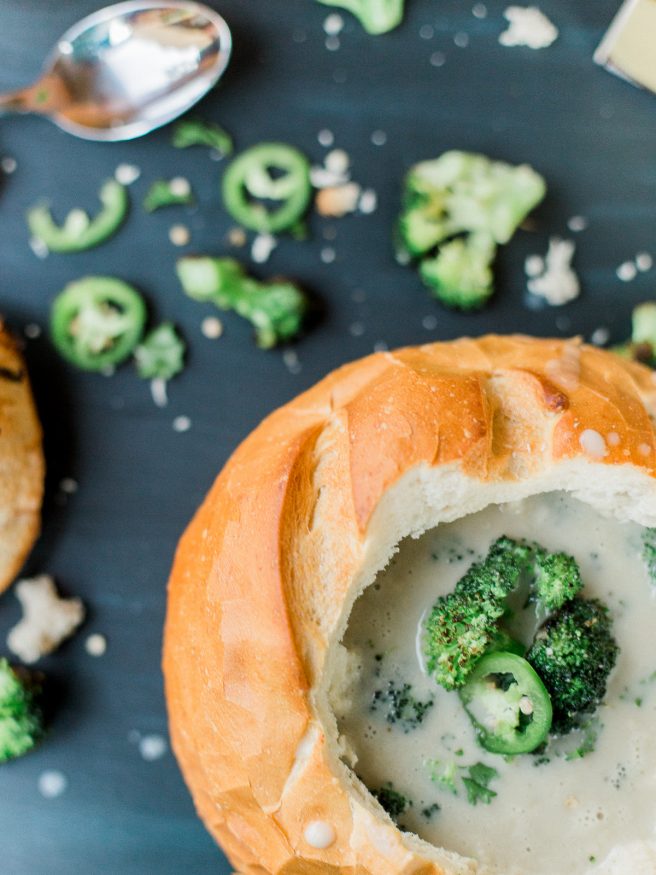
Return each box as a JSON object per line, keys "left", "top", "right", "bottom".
{"left": 0, "top": 1, "right": 232, "bottom": 141}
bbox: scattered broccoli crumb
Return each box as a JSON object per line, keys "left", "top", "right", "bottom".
{"left": 134, "top": 323, "right": 186, "bottom": 381}
{"left": 0, "top": 659, "right": 43, "bottom": 763}
{"left": 642, "top": 528, "right": 656, "bottom": 585}
{"left": 172, "top": 119, "right": 233, "bottom": 156}
{"left": 463, "top": 762, "right": 499, "bottom": 805}
{"left": 143, "top": 178, "right": 194, "bottom": 212}
{"left": 563, "top": 719, "right": 602, "bottom": 761}
{"left": 373, "top": 782, "right": 412, "bottom": 819}
{"left": 176, "top": 256, "right": 308, "bottom": 348}
{"left": 370, "top": 680, "right": 434, "bottom": 732}
{"left": 421, "top": 802, "right": 441, "bottom": 820}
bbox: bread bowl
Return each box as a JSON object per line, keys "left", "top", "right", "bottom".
{"left": 0, "top": 325, "right": 43, "bottom": 595}
{"left": 164, "top": 334, "right": 656, "bottom": 875}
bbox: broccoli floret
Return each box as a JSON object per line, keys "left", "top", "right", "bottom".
{"left": 532, "top": 549, "right": 583, "bottom": 614}
{"left": 370, "top": 680, "right": 434, "bottom": 732}
{"left": 399, "top": 151, "right": 545, "bottom": 309}
{"left": 373, "top": 782, "right": 412, "bottom": 819}
{"left": 424, "top": 537, "right": 532, "bottom": 689}
{"left": 526, "top": 598, "right": 619, "bottom": 734}
{"left": 642, "top": 528, "right": 656, "bottom": 584}
{"left": 0, "top": 659, "right": 43, "bottom": 763}
{"left": 176, "top": 257, "right": 308, "bottom": 348}
{"left": 419, "top": 232, "right": 497, "bottom": 310}
{"left": 134, "top": 323, "right": 186, "bottom": 381}
{"left": 317, "top": 0, "right": 404, "bottom": 34}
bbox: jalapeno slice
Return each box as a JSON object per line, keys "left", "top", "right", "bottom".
{"left": 51, "top": 277, "right": 146, "bottom": 371}
{"left": 459, "top": 652, "right": 552, "bottom": 755}
{"left": 222, "top": 143, "right": 312, "bottom": 233}
{"left": 27, "top": 179, "right": 128, "bottom": 253}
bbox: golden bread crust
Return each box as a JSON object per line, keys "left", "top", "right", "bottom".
{"left": 0, "top": 325, "right": 44, "bottom": 594}
{"left": 164, "top": 336, "right": 656, "bottom": 875}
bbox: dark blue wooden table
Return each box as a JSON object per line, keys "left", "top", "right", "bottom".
{"left": 0, "top": 1, "right": 654, "bottom": 872}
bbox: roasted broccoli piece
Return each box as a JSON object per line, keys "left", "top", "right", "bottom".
{"left": 419, "top": 232, "right": 496, "bottom": 310}
{"left": 532, "top": 548, "right": 583, "bottom": 614}
{"left": 424, "top": 537, "right": 532, "bottom": 690}
{"left": 0, "top": 659, "right": 43, "bottom": 763}
{"left": 370, "top": 680, "right": 434, "bottom": 732}
{"left": 399, "top": 151, "right": 545, "bottom": 309}
{"left": 526, "top": 598, "right": 619, "bottom": 734}
{"left": 176, "top": 256, "right": 308, "bottom": 348}
{"left": 317, "top": 0, "right": 404, "bottom": 34}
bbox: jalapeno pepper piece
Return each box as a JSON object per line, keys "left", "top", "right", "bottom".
{"left": 27, "top": 179, "right": 128, "bottom": 253}
{"left": 459, "top": 651, "right": 552, "bottom": 755}
{"left": 51, "top": 277, "right": 146, "bottom": 371}
{"left": 221, "top": 143, "right": 312, "bottom": 234}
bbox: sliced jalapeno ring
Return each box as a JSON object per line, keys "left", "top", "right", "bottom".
{"left": 27, "top": 179, "right": 128, "bottom": 254}
{"left": 222, "top": 143, "right": 312, "bottom": 234}
{"left": 51, "top": 277, "right": 146, "bottom": 372}
{"left": 459, "top": 651, "right": 552, "bottom": 756}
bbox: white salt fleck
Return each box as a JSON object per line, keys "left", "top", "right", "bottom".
{"left": 591, "top": 327, "right": 610, "bottom": 346}
{"left": 373, "top": 341, "right": 389, "bottom": 352}
{"left": 283, "top": 349, "right": 302, "bottom": 374}
{"left": 59, "top": 477, "right": 78, "bottom": 495}
{"left": 201, "top": 316, "right": 223, "bottom": 339}
{"left": 454, "top": 31, "right": 470, "bottom": 47}
{"left": 524, "top": 254, "right": 545, "bottom": 277}
{"left": 607, "top": 432, "right": 621, "bottom": 447}
{"left": 169, "top": 224, "right": 190, "bottom": 247}
{"left": 318, "top": 129, "right": 335, "bottom": 147}
{"left": 38, "top": 770, "right": 67, "bottom": 799}
{"left": 251, "top": 232, "right": 277, "bottom": 264}
{"left": 473, "top": 3, "right": 488, "bottom": 18}
{"left": 420, "top": 24, "right": 434, "bottom": 39}
{"left": 358, "top": 189, "right": 378, "bottom": 214}
{"left": 422, "top": 315, "right": 438, "bottom": 330}
{"left": 430, "top": 51, "right": 446, "bottom": 67}
{"left": 396, "top": 249, "right": 411, "bottom": 265}
{"left": 227, "top": 227, "right": 247, "bottom": 247}
{"left": 114, "top": 163, "right": 141, "bottom": 185}
{"left": 325, "top": 149, "right": 350, "bottom": 176}
{"left": 617, "top": 261, "right": 637, "bottom": 282}
{"left": 325, "top": 35, "right": 340, "bottom": 51}
{"left": 567, "top": 215, "right": 588, "bottom": 233}
{"left": 371, "top": 130, "right": 387, "bottom": 146}
{"left": 172, "top": 415, "right": 191, "bottom": 433}
{"left": 24, "top": 323, "right": 42, "bottom": 339}
{"left": 169, "top": 176, "right": 191, "bottom": 198}
{"left": 139, "top": 734, "right": 168, "bottom": 762}
{"left": 636, "top": 252, "right": 653, "bottom": 273}
{"left": 579, "top": 429, "right": 608, "bottom": 459}
{"left": 639, "top": 443, "right": 652, "bottom": 457}
{"left": 29, "top": 237, "right": 48, "bottom": 259}
{"left": 349, "top": 321, "right": 365, "bottom": 337}
{"left": 1, "top": 156, "right": 17, "bottom": 174}
{"left": 150, "top": 377, "right": 168, "bottom": 409}
{"left": 85, "top": 633, "right": 107, "bottom": 657}
{"left": 323, "top": 13, "right": 344, "bottom": 35}
{"left": 321, "top": 246, "right": 336, "bottom": 264}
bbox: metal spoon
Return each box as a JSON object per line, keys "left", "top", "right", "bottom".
{"left": 0, "top": 0, "right": 232, "bottom": 142}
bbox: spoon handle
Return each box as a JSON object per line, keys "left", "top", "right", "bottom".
{"left": 0, "top": 75, "right": 70, "bottom": 117}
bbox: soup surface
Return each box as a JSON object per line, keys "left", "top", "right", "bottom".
{"left": 337, "top": 493, "right": 656, "bottom": 874}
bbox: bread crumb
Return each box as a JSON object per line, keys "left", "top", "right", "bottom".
{"left": 85, "top": 633, "right": 107, "bottom": 657}
{"left": 8, "top": 575, "right": 85, "bottom": 664}
{"left": 24, "top": 323, "right": 42, "bottom": 339}
{"left": 227, "top": 227, "right": 247, "bottom": 247}
{"left": 169, "top": 176, "right": 191, "bottom": 198}
{"left": 591, "top": 327, "right": 609, "bottom": 346}
{"left": 316, "top": 183, "right": 361, "bottom": 217}
{"left": 59, "top": 477, "right": 78, "bottom": 494}
{"left": 169, "top": 224, "right": 190, "bottom": 246}
{"left": 201, "top": 316, "right": 224, "bottom": 339}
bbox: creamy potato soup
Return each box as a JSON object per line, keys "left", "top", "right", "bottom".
{"left": 337, "top": 493, "right": 656, "bottom": 874}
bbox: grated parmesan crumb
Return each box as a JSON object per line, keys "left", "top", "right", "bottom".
{"left": 139, "top": 734, "right": 168, "bottom": 761}
{"left": 201, "top": 316, "right": 223, "bottom": 339}
{"left": 527, "top": 238, "right": 579, "bottom": 306}
{"left": 316, "top": 183, "right": 361, "bottom": 217}
{"left": 251, "top": 232, "right": 277, "bottom": 264}
{"left": 38, "top": 770, "right": 68, "bottom": 799}
{"left": 500, "top": 6, "right": 558, "bottom": 49}
{"left": 323, "top": 13, "right": 344, "bottom": 35}
{"left": 172, "top": 415, "right": 191, "bottom": 433}
{"left": 617, "top": 261, "right": 637, "bottom": 282}
{"left": 85, "top": 633, "right": 107, "bottom": 657}
{"left": 169, "top": 224, "right": 190, "bottom": 247}
{"left": 1, "top": 156, "right": 17, "bottom": 174}
{"left": 114, "top": 163, "right": 141, "bottom": 185}
{"left": 8, "top": 575, "right": 85, "bottom": 664}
